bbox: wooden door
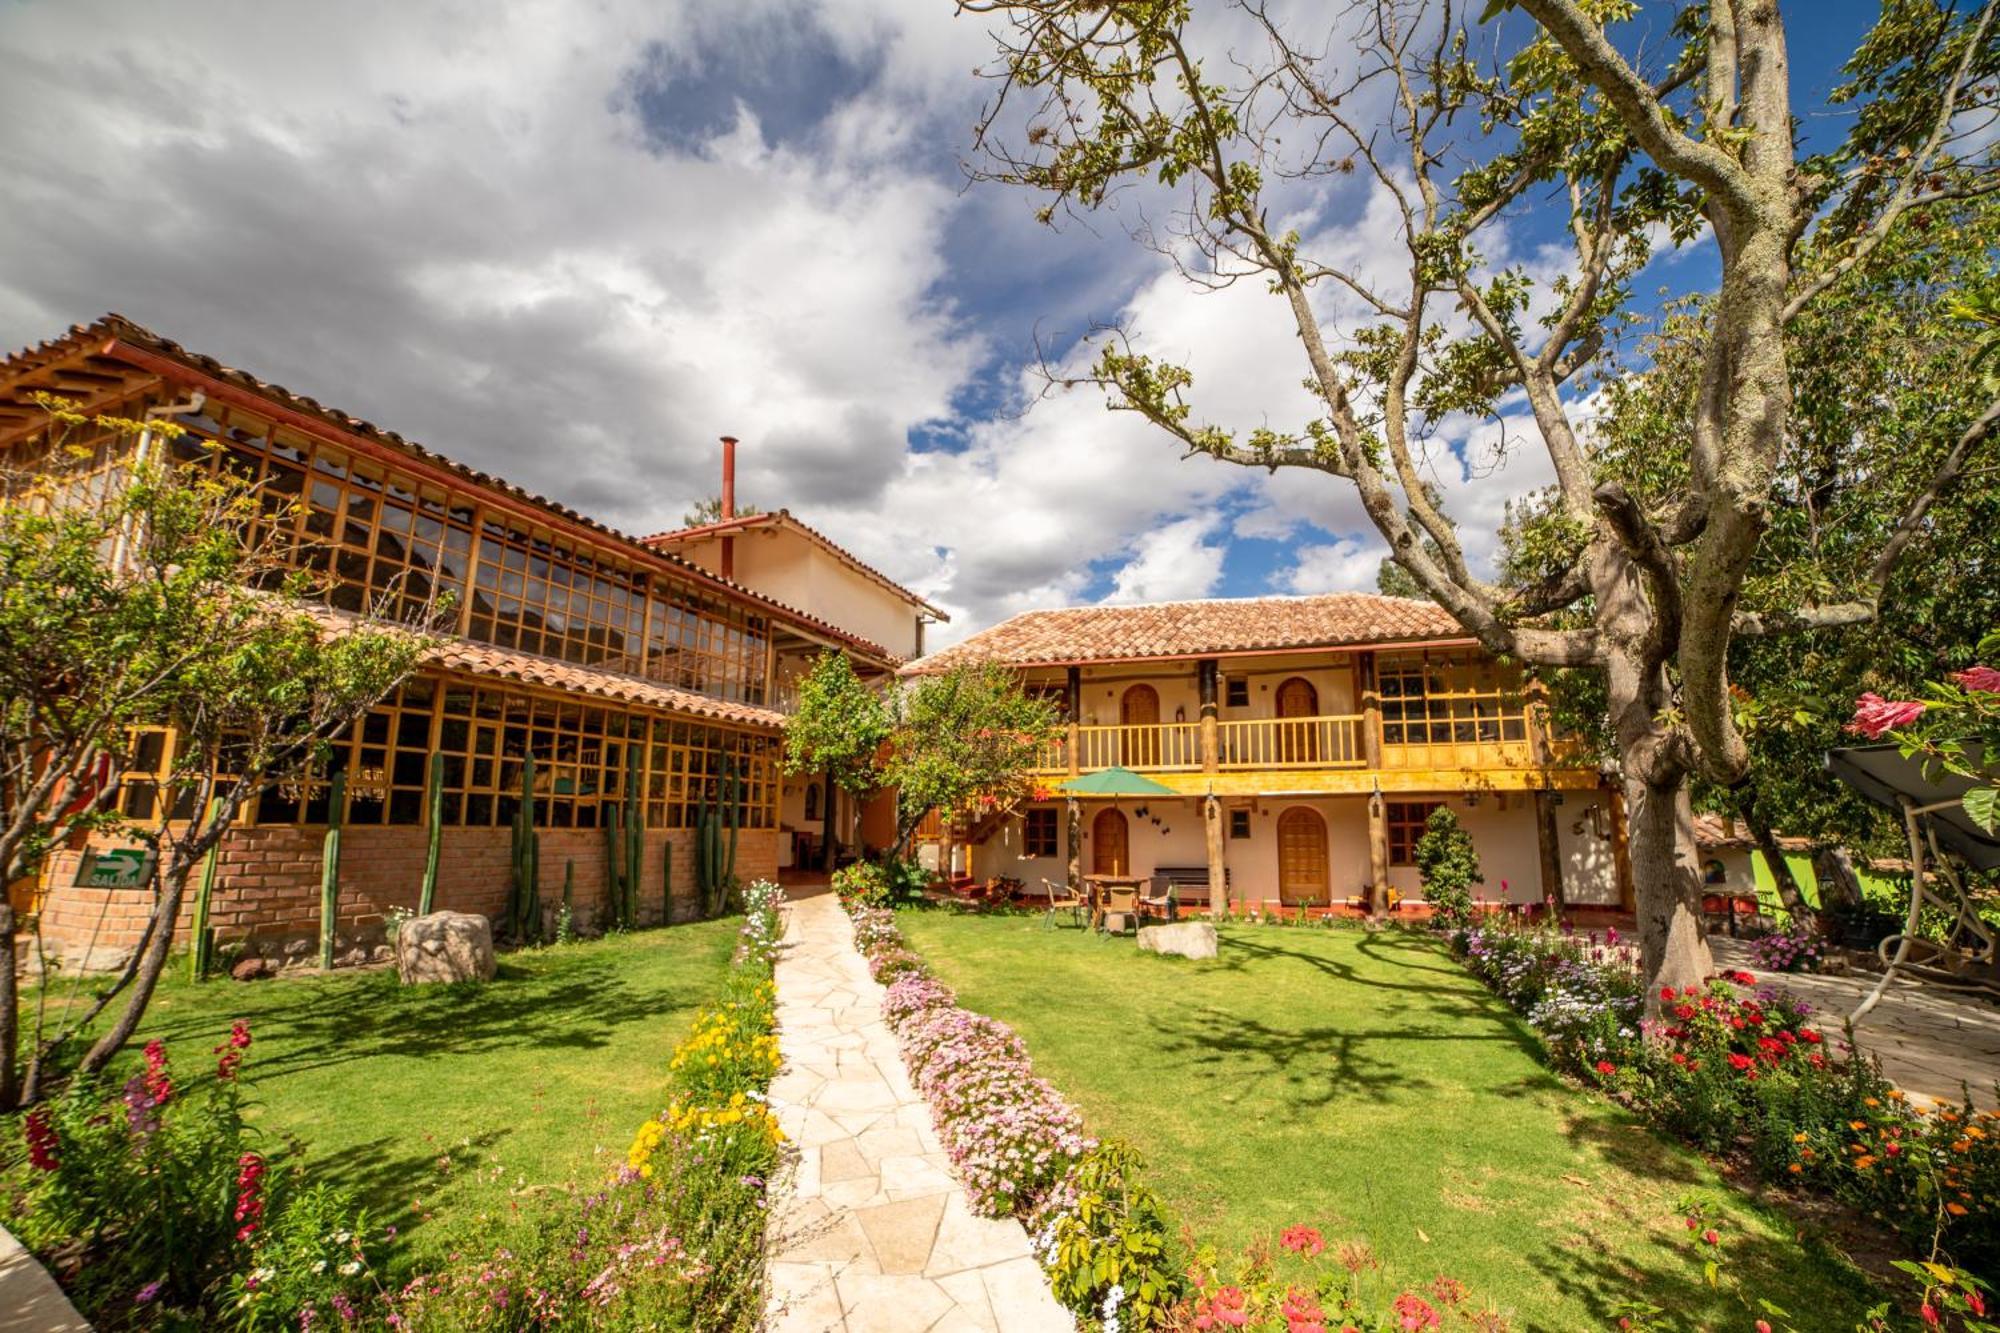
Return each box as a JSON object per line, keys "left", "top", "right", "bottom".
{"left": 1121, "top": 684, "right": 1160, "bottom": 767}
{"left": 1092, "top": 807, "right": 1130, "bottom": 876}
{"left": 1276, "top": 806, "right": 1330, "bottom": 905}
{"left": 1276, "top": 677, "right": 1319, "bottom": 763}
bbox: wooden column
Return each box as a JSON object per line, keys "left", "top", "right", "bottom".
{"left": 1203, "top": 792, "right": 1227, "bottom": 917}
{"left": 1366, "top": 790, "right": 1391, "bottom": 919}
{"left": 1065, "top": 797, "right": 1082, "bottom": 894}
{"left": 820, "top": 769, "right": 836, "bottom": 872}
{"left": 1358, "top": 651, "right": 1384, "bottom": 769}
{"left": 1607, "top": 785, "right": 1636, "bottom": 912}
{"left": 1065, "top": 665, "right": 1082, "bottom": 776}
{"left": 1198, "top": 658, "right": 1220, "bottom": 774}
{"left": 1535, "top": 789, "right": 1564, "bottom": 915}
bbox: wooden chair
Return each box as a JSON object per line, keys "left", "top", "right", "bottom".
{"left": 1040, "top": 877, "right": 1085, "bottom": 930}
{"left": 1139, "top": 874, "right": 1178, "bottom": 923}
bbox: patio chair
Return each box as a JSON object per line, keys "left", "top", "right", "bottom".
{"left": 1138, "top": 874, "right": 1178, "bottom": 923}
{"left": 1040, "top": 877, "right": 1085, "bottom": 930}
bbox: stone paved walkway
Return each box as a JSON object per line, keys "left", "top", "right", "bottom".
{"left": 1713, "top": 937, "right": 2000, "bottom": 1106}
{"left": 0, "top": 1224, "right": 89, "bottom": 1333}
{"left": 765, "top": 887, "right": 1073, "bottom": 1333}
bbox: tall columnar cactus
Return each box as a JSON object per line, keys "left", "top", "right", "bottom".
{"left": 511, "top": 754, "right": 541, "bottom": 942}
{"left": 189, "top": 796, "right": 223, "bottom": 982}
{"left": 318, "top": 770, "right": 347, "bottom": 972}
{"left": 623, "top": 763, "right": 644, "bottom": 927}
{"left": 419, "top": 750, "right": 444, "bottom": 915}
{"left": 604, "top": 798, "right": 623, "bottom": 929}
{"left": 694, "top": 758, "right": 742, "bottom": 920}
{"left": 662, "top": 838, "right": 674, "bottom": 924}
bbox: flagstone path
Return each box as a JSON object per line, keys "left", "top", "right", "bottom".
{"left": 765, "top": 885, "right": 1073, "bottom": 1333}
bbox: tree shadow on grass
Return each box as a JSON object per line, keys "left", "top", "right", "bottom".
{"left": 133, "top": 953, "right": 712, "bottom": 1088}
{"left": 277, "top": 1127, "right": 516, "bottom": 1269}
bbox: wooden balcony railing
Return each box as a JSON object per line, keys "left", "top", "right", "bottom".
{"left": 1217, "top": 715, "right": 1365, "bottom": 770}
{"left": 1031, "top": 708, "right": 1574, "bottom": 776}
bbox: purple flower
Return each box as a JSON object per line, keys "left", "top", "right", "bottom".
{"left": 134, "top": 1280, "right": 164, "bottom": 1305}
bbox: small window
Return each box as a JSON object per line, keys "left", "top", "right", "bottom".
{"left": 1024, "top": 807, "right": 1059, "bottom": 858}
{"left": 1228, "top": 808, "right": 1252, "bottom": 840}
{"left": 1387, "top": 801, "right": 1444, "bottom": 866}
{"left": 1225, "top": 676, "right": 1250, "bottom": 708}
{"left": 1703, "top": 858, "right": 1727, "bottom": 886}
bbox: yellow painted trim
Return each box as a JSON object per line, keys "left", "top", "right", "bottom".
{"left": 1042, "top": 767, "right": 1604, "bottom": 797}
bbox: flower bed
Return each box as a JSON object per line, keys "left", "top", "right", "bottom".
{"left": 1456, "top": 917, "right": 2000, "bottom": 1282}
{"left": 386, "top": 877, "right": 790, "bottom": 1330}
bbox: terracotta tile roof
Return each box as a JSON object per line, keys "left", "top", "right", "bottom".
{"left": 903, "top": 593, "right": 1467, "bottom": 673}
{"left": 307, "top": 606, "right": 784, "bottom": 730}
{"left": 1, "top": 316, "right": 898, "bottom": 665}
{"left": 1691, "top": 813, "right": 1813, "bottom": 853}
{"left": 641, "top": 508, "right": 948, "bottom": 619}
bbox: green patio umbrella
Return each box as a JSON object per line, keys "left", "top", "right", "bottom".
{"left": 1057, "top": 766, "right": 1176, "bottom": 796}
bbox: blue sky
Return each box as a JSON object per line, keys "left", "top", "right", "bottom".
{"left": 0, "top": 0, "right": 1892, "bottom": 642}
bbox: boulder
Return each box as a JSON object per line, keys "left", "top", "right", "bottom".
{"left": 1137, "top": 922, "right": 1219, "bottom": 961}
{"left": 230, "top": 957, "right": 271, "bottom": 982}
{"left": 395, "top": 911, "right": 496, "bottom": 985}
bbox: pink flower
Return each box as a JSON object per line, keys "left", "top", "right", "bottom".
{"left": 23, "top": 1108, "right": 59, "bottom": 1172}
{"left": 1391, "top": 1292, "right": 1440, "bottom": 1330}
{"left": 1595, "top": 1060, "right": 1617, "bottom": 1076}
{"left": 1951, "top": 665, "right": 2000, "bottom": 694}
{"left": 1846, "top": 692, "right": 1926, "bottom": 739}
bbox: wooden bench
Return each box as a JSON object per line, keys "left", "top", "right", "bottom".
{"left": 1153, "top": 866, "right": 1230, "bottom": 906}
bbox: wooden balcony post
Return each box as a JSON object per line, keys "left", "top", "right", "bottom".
{"left": 1203, "top": 790, "right": 1227, "bottom": 917}
{"left": 1065, "top": 665, "right": 1082, "bottom": 777}
{"left": 1358, "top": 651, "right": 1384, "bottom": 769}
{"left": 1366, "top": 788, "right": 1391, "bottom": 919}
{"left": 1066, "top": 796, "right": 1082, "bottom": 893}
{"left": 1198, "top": 658, "right": 1219, "bottom": 774}
{"left": 1535, "top": 788, "right": 1564, "bottom": 914}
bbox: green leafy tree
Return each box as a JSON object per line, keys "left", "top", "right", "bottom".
{"left": 884, "top": 663, "right": 1063, "bottom": 843}
{"left": 779, "top": 651, "right": 893, "bottom": 802}
{"left": 680, "top": 496, "right": 763, "bottom": 527}
{"left": 1413, "top": 807, "right": 1483, "bottom": 930}
{"left": 1, "top": 401, "right": 430, "bottom": 1106}
{"left": 962, "top": 0, "right": 2000, "bottom": 1002}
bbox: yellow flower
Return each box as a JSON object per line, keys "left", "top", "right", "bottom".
{"left": 1793, "top": 1132, "right": 1808, "bottom": 1143}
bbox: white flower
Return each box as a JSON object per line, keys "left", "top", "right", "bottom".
{"left": 339, "top": 1260, "right": 361, "bottom": 1276}
{"left": 312, "top": 1260, "right": 327, "bottom": 1273}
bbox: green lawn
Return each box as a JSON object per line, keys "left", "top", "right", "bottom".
{"left": 897, "top": 910, "right": 1881, "bottom": 1331}
{"left": 29, "top": 921, "right": 740, "bottom": 1276}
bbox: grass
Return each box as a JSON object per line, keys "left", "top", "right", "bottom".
{"left": 896, "top": 909, "right": 1884, "bottom": 1331}
{"left": 23, "top": 920, "right": 741, "bottom": 1277}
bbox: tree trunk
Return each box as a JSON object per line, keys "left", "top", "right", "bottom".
{"left": 0, "top": 902, "right": 17, "bottom": 1111}
{"left": 1814, "top": 845, "right": 1865, "bottom": 915}
{"left": 1624, "top": 768, "right": 1713, "bottom": 1004}
{"left": 1734, "top": 786, "right": 1821, "bottom": 933}
{"left": 78, "top": 860, "right": 189, "bottom": 1077}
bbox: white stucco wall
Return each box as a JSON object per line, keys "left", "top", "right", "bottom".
{"left": 673, "top": 528, "right": 927, "bottom": 660}
{"left": 973, "top": 788, "right": 1618, "bottom": 908}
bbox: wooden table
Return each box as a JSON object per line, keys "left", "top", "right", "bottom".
{"left": 1084, "top": 875, "right": 1146, "bottom": 932}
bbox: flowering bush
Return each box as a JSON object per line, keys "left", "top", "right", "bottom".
{"left": 385, "top": 874, "right": 787, "bottom": 1330}
{"left": 1031, "top": 1142, "right": 1183, "bottom": 1332}
{"left": 1455, "top": 918, "right": 2000, "bottom": 1279}
{"left": 1747, "top": 922, "right": 1826, "bottom": 973}
{"left": 832, "top": 859, "right": 895, "bottom": 908}
{"left": 881, "top": 971, "right": 957, "bottom": 1026}
{"left": 5, "top": 1022, "right": 380, "bottom": 1327}
{"left": 1174, "top": 1226, "right": 1506, "bottom": 1331}
{"left": 1848, "top": 640, "right": 2000, "bottom": 833}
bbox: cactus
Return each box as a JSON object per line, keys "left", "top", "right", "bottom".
{"left": 623, "top": 762, "right": 643, "bottom": 927}
{"left": 662, "top": 838, "right": 674, "bottom": 924}
{"left": 319, "top": 770, "right": 347, "bottom": 972}
{"left": 511, "top": 754, "right": 541, "bottom": 942}
{"left": 419, "top": 750, "right": 444, "bottom": 915}
{"left": 724, "top": 755, "right": 741, "bottom": 910}
{"left": 189, "top": 796, "right": 223, "bottom": 982}
{"left": 694, "top": 758, "right": 742, "bottom": 920}
{"left": 604, "top": 798, "right": 622, "bottom": 929}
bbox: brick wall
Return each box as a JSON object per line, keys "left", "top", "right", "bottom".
{"left": 38, "top": 823, "right": 781, "bottom": 970}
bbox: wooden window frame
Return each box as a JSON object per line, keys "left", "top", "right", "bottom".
{"left": 1386, "top": 800, "right": 1443, "bottom": 866}
{"left": 1023, "top": 806, "right": 1058, "bottom": 858}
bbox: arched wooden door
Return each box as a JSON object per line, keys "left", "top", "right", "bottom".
{"left": 1276, "top": 806, "right": 1330, "bottom": 905}
{"left": 1092, "top": 807, "right": 1130, "bottom": 876}
{"left": 1121, "top": 684, "right": 1160, "bottom": 768}
{"left": 1275, "top": 677, "right": 1319, "bottom": 764}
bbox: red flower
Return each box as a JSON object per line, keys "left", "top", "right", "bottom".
{"left": 1595, "top": 1060, "right": 1617, "bottom": 1076}
{"left": 1282, "top": 1288, "right": 1327, "bottom": 1333}
{"left": 1922, "top": 1301, "right": 1941, "bottom": 1326}
{"left": 1701, "top": 1229, "right": 1720, "bottom": 1246}
{"left": 1391, "top": 1292, "right": 1440, "bottom": 1330}
{"left": 1673, "top": 1004, "right": 1695, "bottom": 1020}
{"left": 1969, "top": 1288, "right": 1987, "bottom": 1317}
{"left": 1659, "top": 986, "right": 1676, "bottom": 1002}
{"left": 1950, "top": 665, "right": 2000, "bottom": 694}
{"left": 1280, "top": 1225, "right": 1325, "bottom": 1257}
{"left": 1800, "top": 1029, "right": 1823, "bottom": 1044}
{"left": 141, "top": 1039, "right": 172, "bottom": 1107}
{"left": 233, "top": 1152, "right": 267, "bottom": 1243}
{"left": 213, "top": 1020, "right": 253, "bottom": 1081}
{"left": 1728, "top": 1053, "right": 1755, "bottom": 1072}
{"left": 1847, "top": 692, "right": 1926, "bottom": 739}
{"left": 1757, "top": 1322, "right": 1773, "bottom": 1333}
{"left": 1671, "top": 1052, "right": 1689, "bottom": 1066}
{"left": 23, "top": 1108, "right": 59, "bottom": 1172}
{"left": 1727, "top": 971, "right": 1757, "bottom": 987}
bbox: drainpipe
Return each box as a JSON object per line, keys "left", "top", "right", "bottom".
{"left": 719, "top": 434, "right": 737, "bottom": 580}
{"left": 111, "top": 389, "right": 207, "bottom": 573}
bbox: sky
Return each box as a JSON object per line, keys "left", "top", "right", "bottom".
{"left": 0, "top": 1, "right": 1885, "bottom": 645}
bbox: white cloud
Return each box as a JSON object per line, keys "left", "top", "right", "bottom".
{"left": 1103, "top": 515, "right": 1227, "bottom": 604}
{"left": 1277, "top": 538, "right": 1384, "bottom": 595}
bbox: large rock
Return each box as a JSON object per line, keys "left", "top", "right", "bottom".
{"left": 1137, "top": 922, "right": 1219, "bottom": 960}
{"left": 395, "top": 911, "right": 496, "bottom": 985}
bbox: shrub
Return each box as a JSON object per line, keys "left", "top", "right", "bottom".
{"left": 1031, "top": 1142, "right": 1183, "bottom": 1331}
{"left": 832, "top": 860, "right": 892, "bottom": 909}
{"left": 1175, "top": 1225, "right": 1504, "bottom": 1332}
{"left": 1413, "top": 806, "right": 1481, "bottom": 929}
{"left": 6, "top": 1023, "right": 379, "bottom": 1328}
{"left": 881, "top": 972, "right": 957, "bottom": 1026}
{"left": 1748, "top": 922, "right": 1826, "bottom": 973}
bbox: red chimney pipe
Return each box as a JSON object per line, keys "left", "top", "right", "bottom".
{"left": 719, "top": 435, "right": 738, "bottom": 579}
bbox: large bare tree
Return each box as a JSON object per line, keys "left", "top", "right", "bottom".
{"left": 961, "top": 0, "right": 2000, "bottom": 999}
